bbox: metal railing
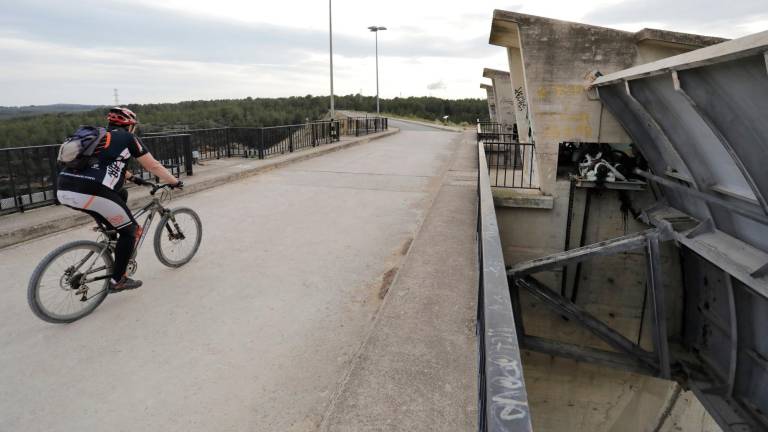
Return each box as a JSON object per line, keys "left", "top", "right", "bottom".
{"left": 131, "top": 134, "right": 193, "bottom": 181}
{"left": 484, "top": 141, "right": 537, "bottom": 189}
{"left": 0, "top": 144, "right": 60, "bottom": 214}
{"left": 258, "top": 121, "right": 340, "bottom": 158}
{"left": 0, "top": 135, "right": 194, "bottom": 215}
{"left": 477, "top": 121, "right": 503, "bottom": 140}
{"left": 476, "top": 140, "right": 532, "bottom": 432}
{"left": 143, "top": 120, "right": 341, "bottom": 162}
{"left": 477, "top": 122, "right": 537, "bottom": 190}
{"left": 345, "top": 117, "right": 388, "bottom": 136}
{"left": 0, "top": 119, "right": 349, "bottom": 215}
{"left": 478, "top": 121, "right": 518, "bottom": 142}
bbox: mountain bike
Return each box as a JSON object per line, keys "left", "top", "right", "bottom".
{"left": 27, "top": 179, "right": 203, "bottom": 323}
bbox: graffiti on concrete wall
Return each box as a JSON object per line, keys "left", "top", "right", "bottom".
{"left": 515, "top": 87, "right": 532, "bottom": 140}
{"left": 514, "top": 87, "right": 528, "bottom": 113}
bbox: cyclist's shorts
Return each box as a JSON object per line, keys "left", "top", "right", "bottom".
{"left": 57, "top": 180, "right": 136, "bottom": 230}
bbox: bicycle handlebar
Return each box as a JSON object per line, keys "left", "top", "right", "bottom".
{"left": 130, "top": 177, "right": 183, "bottom": 195}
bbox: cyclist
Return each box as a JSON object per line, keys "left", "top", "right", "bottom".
{"left": 56, "top": 107, "right": 182, "bottom": 292}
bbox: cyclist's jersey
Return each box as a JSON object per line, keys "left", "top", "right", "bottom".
{"left": 58, "top": 128, "right": 148, "bottom": 191}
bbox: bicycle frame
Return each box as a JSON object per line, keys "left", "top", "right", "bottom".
{"left": 131, "top": 194, "right": 170, "bottom": 258}
{"left": 76, "top": 189, "right": 173, "bottom": 289}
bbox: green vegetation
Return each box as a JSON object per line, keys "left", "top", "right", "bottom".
{"left": 0, "top": 95, "right": 487, "bottom": 148}
{"left": 0, "top": 104, "right": 103, "bottom": 121}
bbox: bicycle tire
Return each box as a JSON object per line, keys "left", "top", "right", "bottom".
{"left": 153, "top": 207, "right": 202, "bottom": 268}
{"left": 28, "top": 240, "right": 113, "bottom": 324}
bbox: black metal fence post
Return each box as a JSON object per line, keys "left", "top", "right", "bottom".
{"left": 311, "top": 122, "right": 317, "bottom": 146}
{"left": 225, "top": 127, "right": 232, "bottom": 158}
{"left": 47, "top": 145, "right": 60, "bottom": 204}
{"left": 258, "top": 128, "right": 265, "bottom": 159}
{"left": 182, "top": 134, "right": 194, "bottom": 176}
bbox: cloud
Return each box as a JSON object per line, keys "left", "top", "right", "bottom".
{"left": 427, "top": 80, "right": 447, "bottom": 91}
{"left": 583, "top": 0, "right": 768, "bottom": 37}
{"left": 0, "top": 0, "right": 513, "bottom": 104}
{"left": 0, "top": 0, "right": 497, "bottom": 65}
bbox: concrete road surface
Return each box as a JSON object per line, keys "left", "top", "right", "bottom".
{"left": 0, "top": 129, "right": 462, "bottom": 431}
{"left": 388, "top": 118, "right": 453, "bottom": 132}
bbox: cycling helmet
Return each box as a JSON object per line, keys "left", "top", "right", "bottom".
{"left": 107, "top": 106, "right": 138, "bottom": 126}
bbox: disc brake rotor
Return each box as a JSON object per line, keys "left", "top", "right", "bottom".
{"left": 127, "top": 260, "right": 138, "bottom": 277}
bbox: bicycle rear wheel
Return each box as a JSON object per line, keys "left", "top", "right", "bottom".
{"left": 28, "top": 240, "right": 113, "bottom": 324}
{"left": 153, "top": 207, "right": 202, "bottom": 268}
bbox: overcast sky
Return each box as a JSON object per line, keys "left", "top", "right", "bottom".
{"left": 1, "top": 0, "right": 766, "bottom": 106}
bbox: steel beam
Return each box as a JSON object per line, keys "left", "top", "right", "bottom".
{"left": 634, "top": 169, "right": 768, "bottom": 225}
{"left": 725, "top": 274, "right": 738, "bottom": 397}
{"left": 686, "top": 218, "right": 715, "bottom": 239}
{"left": 507, "top": 229, "right": 658, "bottom": 276}
{"left": 522, "top": 335, "right": 656, "bottom": 375}
{"left": 645, "top": 231, "right": 672, "bottom": 379}
{"left": 685, "top": 372, "right": 762, "bottom": 432}
{"left": 646, "top": 206, "right": 768, "bottom": 299}
{"left": 515, "top": 276, "right": 658, "bottom": 371}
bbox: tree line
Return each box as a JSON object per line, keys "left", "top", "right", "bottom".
{"left": 0, "top": 95, "right": 488, "bottom": 148}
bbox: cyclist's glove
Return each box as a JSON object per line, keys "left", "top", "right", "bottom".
{"left": 171, "top": 180, "right": 184, "bottom": 190}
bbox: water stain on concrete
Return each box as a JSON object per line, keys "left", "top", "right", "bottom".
{"left": 399, "top": 238, "right": 413, "bottom": 256}
{"left": 379, "top": 267, "right": 399, "bottom": 299}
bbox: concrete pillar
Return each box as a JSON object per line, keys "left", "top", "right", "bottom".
{"left": 480, "top": 84, "right": 497, "bottom": 122}
{"left": 488, "top": 11, "right": 724, "bottom": 195}
{"left": 507, "top": 47, "right": 531, "bottom": 144}
{"left": 482, "top": 68, "right": 516, "bottom": 135}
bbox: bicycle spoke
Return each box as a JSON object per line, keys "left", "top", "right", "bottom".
{"left": 84, "top": 287, "right": 108, "bottom": 301}
{"left": 31, "top": 243, "right": 111, "bottom": 322}
{"left": 161, "top": 211, "right": 200, "bottom": 263}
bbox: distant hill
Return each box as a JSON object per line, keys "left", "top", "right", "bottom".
{"left": 0, "top": 104, "right": 105, "bottom": 121}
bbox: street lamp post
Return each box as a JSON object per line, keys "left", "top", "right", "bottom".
{"left": 329, "top": 0, "right": 335, "bottom": 118}
{"left": 368, "top": 26, "right": 386, "bottom": 114}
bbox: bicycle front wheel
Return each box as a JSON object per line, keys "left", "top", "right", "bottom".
{"left": 153, "top": 207, "right": 202, "bottom": 268}
{"left": 28, "top": 240, "right": 113, "bottom": 324}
